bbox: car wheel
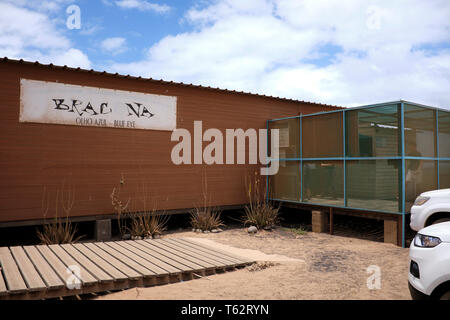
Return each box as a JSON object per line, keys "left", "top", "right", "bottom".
{"left": 432, "top": 217, "right": 450, "bottom": 225}
{"left": 439, "top": 290, "right": 450, "bottom": 300}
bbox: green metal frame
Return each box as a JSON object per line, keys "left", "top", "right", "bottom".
{"left": 267, "top": 100, "right": 450, "bottom": 247}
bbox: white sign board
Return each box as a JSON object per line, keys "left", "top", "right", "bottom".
{"left": 20, "top": 79, "right": 177, "bottom": 131}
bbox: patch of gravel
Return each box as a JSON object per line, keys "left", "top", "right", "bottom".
{"left": 246, "top": 261, "right": 279, "bottom": 272}
{"left": 309, "top": 250, "right": 354, "bottom": 273}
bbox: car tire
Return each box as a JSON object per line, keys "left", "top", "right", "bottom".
{"left": 432, "top": 217, "right": 450, "bottom": 225}
{"left": 439, "top": 290, "right": 450, "bottom": 300}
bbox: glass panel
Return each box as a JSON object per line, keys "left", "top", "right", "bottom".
{"left": 347, "top": 160, "right": 401, "bottom": 212}
{"left": 269, "top": 160, "right": 299, "bottom": 201}
{"left": 438, "top": 110, "right": 450, "bottom": 158}
{"left": 405, "top": 160, "right": 437, "bottom": 211}
{"left": 404, "top": 104, "right": 437, "bottom": 157}
{"left": 302, "top": 112, "right": 343, "bottom": 158}
{"left": 346, "top": 104, "right": 400, "bottom": 157}
{"left": 269, "top": 118, "right": 300, "bottom": 159}
{"left": 302, "top": 161, "right": 344, "bottom": 206}
{"left": 439, "top": 160, "right": 450, "bottom": 189}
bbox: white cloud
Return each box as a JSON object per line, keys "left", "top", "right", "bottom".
{"left": 0, "top": 2, "right": 91, "bottom": 69}
{"left": 115, "top": 0, "right": 171, "bottom": 13}
{"left": 101, "top": 37, "right": 127, "bottom": 54}
{"left": 110, "top": 0, "right": 450, "bottom": 110}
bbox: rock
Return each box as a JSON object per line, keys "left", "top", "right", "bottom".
{"left": 192, "top": 228, "right": 196, "bottom": 232}
{"left": 263, "top": 225, "right": 272, "bottom": 231}
{"left": 122, "top": 233, "right": 131, "bottom": 240}
{"left": 211, "top": 229, "right": 219, "bottom": 233}
{"left": 195, "top": 229, "right": 202, "bottom": 233}
{"left": 153, "top": 234, "right": 161, "bottom": 239}
{"left": 144, "top": 235, "right": 152, "bottom": 240}
{"left": 131, "top": 235, "right": 142, "bottom": 240}
{"left": 203, "top": 230, "right": 210, "bottom": 234}
{"left": 216, "top": 228, "right": 223, "bottom": 232}
{"left": 248, "top": 226, "right": 257, "bottom": 234}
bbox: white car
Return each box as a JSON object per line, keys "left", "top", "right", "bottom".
{"left": 410, "top": 189, "right": 450, "bottom": 231}
{"left": 408, "top": 221, "right": 450, "bottom": 300}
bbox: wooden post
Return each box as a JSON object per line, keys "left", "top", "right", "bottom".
{"left": 329, "top": 207, "right": 334, "bottom": 235}
{"left": 312, "top": 210, "right": 329, "bottom": 233}
{"left": 384, "top": 219, "right": 398, "bottom": 245}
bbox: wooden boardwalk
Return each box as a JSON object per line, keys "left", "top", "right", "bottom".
{"left": 0, "top": 238, "right": 253, "bottom": 300}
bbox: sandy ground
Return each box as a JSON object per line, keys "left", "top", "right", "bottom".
{"left": 97, "top": 227, "right": 411, "bottom": 300}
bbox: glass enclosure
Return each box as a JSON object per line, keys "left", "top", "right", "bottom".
{"left": 268, "top": 101, "right": 450, "bottom": 246}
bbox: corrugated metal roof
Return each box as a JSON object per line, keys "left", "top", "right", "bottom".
{"left": 1, "top": 57, "right": 342, "bottom": 109}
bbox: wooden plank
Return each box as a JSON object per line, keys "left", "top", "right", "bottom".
{"left": 48, "top": 244, "right": 98, "bottom": 286}
{"left": 106, "top": 241, "right": 169, "bottom": 276}
{"left": 0, "top": 262, "right": 8, "bottom": 295}
{"left": 9, "top": 246, "right": 46, "bottom": 291}
{"left": 36, "top": 245, "right": 82, "bottom": 289}
{"left": 94, "top": 242, "right": 155, "bottom": 277}
{"left": 23, "top": 246, "right": 64, "bottom": 289}
{"left": 132, "top": 240, "right": 194, "bottom": 273}
{"left": 71, "top": 243, "right": 127, "bottom": 281}
{"left": 164, "top": 238, "right": 236, "bottom": 267}
{"left": 60, "top": 244, "right": 113, "bottom": 283}
{"left": 0, "top": 247, "right": 28, "bottom": 293}
{"left": 179, "top": 238, "right": 251, "bottom": 263}
{"left": 116, "top": 241, "right": 180, "bottom": 274}
{"left": 143, "top": 240, "right": 209, "bottom": 270}
{"left": 169, "top": 238, "right": 241, "bottom": 266}
{"left": 82, "top": 243, "right": 141, "bottom": 280}
{"left": 160, "top": 239, "right": 228, "bottom": 268}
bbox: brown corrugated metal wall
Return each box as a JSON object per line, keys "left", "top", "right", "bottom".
{"left": 0, "top": 60, "right": 340, "bottom": 224}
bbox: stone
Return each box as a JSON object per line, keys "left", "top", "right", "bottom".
{"left": 122, "top": 233, "right": 131, "bottom": 240}
{"left": 248, "top": 226, "right": 257, "bottom": 234}
{"left": 203, "top": 230, "right": 210, "bottom": 234}
{"left": 216, "top": 228, "right": 223, "bottom": 232}
{"left": 211, "top": 229, "right": 219, "bottom": 233}
{"left": 153, "top": 234, "right": 161, "bottom": 239}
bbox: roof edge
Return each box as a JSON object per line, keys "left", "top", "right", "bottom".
{"left": 1, "top": 57, "right": 342, "bottom": 109}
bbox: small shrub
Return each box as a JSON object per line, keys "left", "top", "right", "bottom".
{"left": 189, "top": 171, "right": 225, "bottom": 231}
{"left": 189, "top": 207, "right": 224, "bottom": 231}
{"left": 110, "top": 175, "right": 130, "bottom": 237}
{"left": 242, "top": 171, "right": 280, "bottom": 229}
{"left": 37, "top": 217, "right": 83, "bottom": 245}
{"left": 129, "top": 212, "right": 169, "bottom": 238}
{"left": 37, "top": 186, "right": 84, "bottom": 245}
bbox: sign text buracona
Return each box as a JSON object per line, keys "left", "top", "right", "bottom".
{"left": 20, "top": 79, "right": 177, "bottom": 131}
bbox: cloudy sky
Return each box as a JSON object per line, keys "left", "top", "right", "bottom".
{"left": 1, "top": 0, "right": 449, "bottom": 109}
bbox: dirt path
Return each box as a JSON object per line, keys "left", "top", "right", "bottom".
{"left": 97, "top": 228, "right": 411, "bottom": 300}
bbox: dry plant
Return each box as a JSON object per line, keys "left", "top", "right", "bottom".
{"left": 126, "top": 178, "right": 169, "bottom": 238}
{"left": 129, "top": 211, "right": 169, "bottom": 238}
{"left": 189, "top": 172, "right": 224, "bottom": 231}
{"left": 242, "top": 170, "right": 280, "bottom": 229}
{"left": 37, "top": 185, "right": 84, "bottom": 245}
{"left": 110, "top": 174, "right": 130, "bottom": 238}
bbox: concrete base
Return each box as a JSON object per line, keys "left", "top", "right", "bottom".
{"left": 384, "top": 220, "right": 398, "bottom": 245}
{"left": 312, "top": 210, "right": 329, "bottom": 233}
{"left": 95, "top": 219, "right": 111, "bottom": 242}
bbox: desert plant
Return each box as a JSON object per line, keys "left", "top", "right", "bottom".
{"left": 189, "top": 172, "right": 224, "bottom": 231}
{"left": 110, "top": 175, "right": 130, "bottom": 238}
{"left": 128, "top": 211, "right": 169, "bottom": 238}
{"left": 242, "top": 170, "right": 280, "bottom": 229}
{"left": 37, "top": 185, "right": 84, "bottom": 245}
{"left": 189, "top": 206, "right": 224, "bottom": 231}
{"left": 126, "top": 178, "right": 169, "bottom": 238}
